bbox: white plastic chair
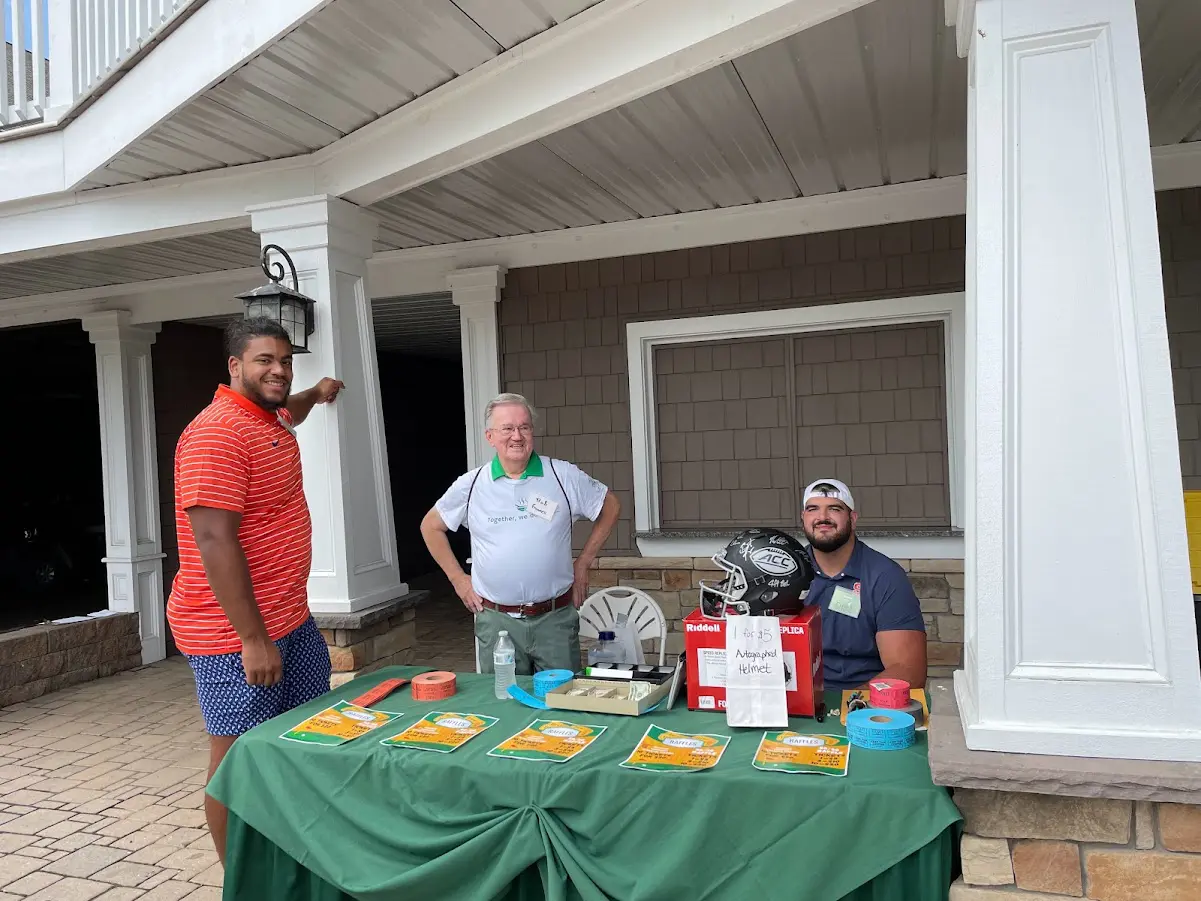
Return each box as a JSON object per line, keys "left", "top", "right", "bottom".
{"left": 578, "top": 587, "right": 668, "bottom": 666}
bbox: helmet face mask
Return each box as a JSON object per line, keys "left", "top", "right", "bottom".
{"left": 698, "top": 552, "right": 749, "bottom": 619}
{"left": 698, "top": 528, "right": 814, "bottom": 620}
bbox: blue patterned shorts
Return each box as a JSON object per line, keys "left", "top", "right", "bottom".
{"left": 185, "top": 617, "right": 332, "bottom": 737}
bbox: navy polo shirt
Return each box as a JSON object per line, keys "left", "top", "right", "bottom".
{"left": 805, "top": 539, "right": 925, "bottom": 692}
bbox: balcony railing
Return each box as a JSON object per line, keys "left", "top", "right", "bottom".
{"left": 3, "top": 0, "right": 196, "bottom": 128}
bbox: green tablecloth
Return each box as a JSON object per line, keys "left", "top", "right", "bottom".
{"left": 209, "top": 667, "right": 961, "bottom": 901}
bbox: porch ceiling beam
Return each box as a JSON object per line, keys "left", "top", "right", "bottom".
{"left": 0, "top": 159, "right": 317, "bottom": 265}
{"left": 0, "top": 0, "right": 335, "bottom": 204}
{"left": 1152, "top": 141, "right": 1201, "bottom": 193}
{"left": 1, "top": 176, "right": 969, "bottom": 326}
{"left": 370, "top": 176, "right": 969, "bottom": 297}
{"left": 2, "top": 134, "right": 1198, "bottom": 273}
{"left": 312, "top": 0, "right": 878, "bottom": 206}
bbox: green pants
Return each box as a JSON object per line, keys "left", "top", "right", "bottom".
{"left": 475, "top": 605, "right": 581, "bottom": 675}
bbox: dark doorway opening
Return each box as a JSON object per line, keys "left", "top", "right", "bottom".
{"left": 373, "top": 294, "right": 470, "bottom": 601}
{"left": 0, "top": 323, "right": 107, "bottom": 633}
{"left": 153, "top": 319, "right": 230, "bottom": 656}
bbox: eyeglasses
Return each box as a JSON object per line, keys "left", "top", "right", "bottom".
{"left": 491, "top": 425, "right": 533, "bottom": 437}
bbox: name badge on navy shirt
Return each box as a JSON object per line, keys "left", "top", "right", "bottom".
{"left": 829, "top": 585, "right": 861, "bottom": 618}
{"left": 529, "top": 494, "right": 558, "bottom": 522}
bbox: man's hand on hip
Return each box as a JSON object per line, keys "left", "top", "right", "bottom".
{"left": 241, "top": 635, "right": 283, "bottom": 686}
{"left": 452, "top": 574, "right": 484, "bottom": 613}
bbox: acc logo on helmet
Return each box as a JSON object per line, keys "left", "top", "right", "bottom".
{"left": 749, "top": 547, "right": 797, "bottom": 576}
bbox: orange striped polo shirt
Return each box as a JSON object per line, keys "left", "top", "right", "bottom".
{"left": 167, "top": 384, "right": 312, "bottom": 656}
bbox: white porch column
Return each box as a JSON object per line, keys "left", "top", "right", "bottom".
{"left": 83, "top": 311, "right": 165, "bottom": 664}
{"left": 955, "top": 0, "right": 1201, "bottom": 760}
{"left": 247, "top": 196, "right": 406, "bottom": 614}
{"left": 449, "top": 266, "right": 505, "bottom": 471}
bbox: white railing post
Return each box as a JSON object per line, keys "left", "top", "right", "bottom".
{"left": 47, "top": 0, "right": 77, "bottom": 113}
{"left": 11, "top": 0, "right": 28, "bottom": 121}
{"left": 2, "top": 0, "right": 49, "bottom": 124}
{"left": 30, "top": 0, "right": 45, "bottom": 116}
{"left": 1, "top": 2, "right": 10, "bottom": 123}
{"left": 7, "top": 0, "right": 192, "bottom": 127}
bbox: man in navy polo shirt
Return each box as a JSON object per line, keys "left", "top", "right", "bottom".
{"left": 801, "top": 478, "right": 927, "bottom": 692}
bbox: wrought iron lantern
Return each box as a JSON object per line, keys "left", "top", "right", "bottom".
{"left": 237, "top": 244, "right": 316, "bottom": 353}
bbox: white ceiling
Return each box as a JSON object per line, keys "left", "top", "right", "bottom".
{"left": 0, "top": 230, "right": 260, "bottom": 302}
{"left": 1138, "top": 0, "right": 1201, "bottom": 145}
{"left": 81, "top": 0, "right": 603, "bottom": 189}
{"left": 1, "top": 0, "right": 1198, "bottom": 306}
{"left": 367, "top": 0, "right": 1201, "bottom": 250}
{"left": 369, "top": 0, "right": 969, "bottom": 249}
{"left": 371, "top": 293, "right": 460, "bottom": 357}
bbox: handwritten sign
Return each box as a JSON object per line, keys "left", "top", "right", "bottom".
{"left": 725, "top": 616, "right": 788, "bottom": 728}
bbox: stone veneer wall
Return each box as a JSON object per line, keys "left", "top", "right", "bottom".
{"left": 313, "top": 593, "right": 424, "bottom": 689}
{"left": 585, "top": 556, "right": 963, "bottom": 677}
{"left": 954, "top": 789, "right": 1201, "bottom": 899}
{"left": 0, "top": 614, "right": 142, "bottom": 708}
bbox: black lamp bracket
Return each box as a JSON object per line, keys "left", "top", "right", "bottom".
{"left": 261, "top": 244, "right": 300, "bottom": 291}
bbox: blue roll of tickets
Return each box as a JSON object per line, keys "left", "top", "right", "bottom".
{"left": 533, "top": 669, "right": 574, "bottom": 699}
{"left": 846, "top": 708, "right": 916, "bottom": 751}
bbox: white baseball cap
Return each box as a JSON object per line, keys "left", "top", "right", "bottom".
{"left": 802, "top": 478, "right": 855, "bottom": 511}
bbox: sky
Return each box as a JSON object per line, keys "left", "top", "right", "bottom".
{"left": 4, "top": 0, "right": 50, "bottom": 55}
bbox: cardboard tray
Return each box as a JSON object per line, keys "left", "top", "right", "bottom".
{"left": 545, "top": 676, "right": 673, "bottom": 716}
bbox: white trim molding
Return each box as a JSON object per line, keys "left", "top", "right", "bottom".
{"left": 82, "top": 311, "right": 166, "bottom": 664}
{"left": 449, "top": 266, "right": 506, "bottom": 471}
{"left": 945, "top": 0, "right": 978, "bottom": 58}
{"left": 626, "top": 292, "right": 967, "bottom": 557}
{"left": 957, "top": 0, "right": 1201, "bottom": 762}
{"left": 1152, "top": 142, "right": 1201, "bottom": 193}
{"left": 248, "top": 195, "right": 406, "bottom": 615}
{"left": 638, "top": 534, "right": 965, "bottom": 561}
{"left": 370, "top": 178, "right": 969, "bottom": 298}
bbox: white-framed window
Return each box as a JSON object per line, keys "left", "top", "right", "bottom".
{"left": 626, "top": 292, "right": 966, "bottom": 560}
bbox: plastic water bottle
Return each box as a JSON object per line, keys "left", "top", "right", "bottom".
{"left": 588, "top": 630, "right": 621, "bottom": 666}
{"left": 493, "top": 631, "right": 516, "bottom": 699}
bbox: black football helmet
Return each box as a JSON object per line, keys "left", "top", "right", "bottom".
{"left": 699, "top": 528, "right": 814, "bottom": 618}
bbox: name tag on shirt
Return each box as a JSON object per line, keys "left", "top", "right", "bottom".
{"left": 529, "top": 494, "right": 559, "bottom": 522}
{"left": 829, "top": 585, "right": 861, "bottom": 619}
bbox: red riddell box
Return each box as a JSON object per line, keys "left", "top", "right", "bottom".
{"left": 683, "top": 606, "right": 824, "bottom": 717}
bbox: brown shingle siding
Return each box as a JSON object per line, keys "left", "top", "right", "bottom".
{"left": 499, "top": 217, "right": 967, "bottom": 552}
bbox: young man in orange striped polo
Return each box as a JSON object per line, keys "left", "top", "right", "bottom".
{"left": 168, "top": 317, "right": 343, "bottom": 864}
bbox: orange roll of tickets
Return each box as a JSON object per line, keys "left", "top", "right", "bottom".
{"left": 868, "top": 678, "right": 910, "bottom": 710}
{"left": 411, "top": 672, "right": 457, "bottom": 701}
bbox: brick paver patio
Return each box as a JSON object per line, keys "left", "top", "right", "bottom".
{"left": 0, "top": 596, "right": 475, "bottom": 900}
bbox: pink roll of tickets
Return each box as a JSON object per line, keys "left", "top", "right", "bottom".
{"left": 868, "top": 678, "right": 910, "bottom": 710}
{"left": 411, "top": 671, "right": 457, "bottom": 701}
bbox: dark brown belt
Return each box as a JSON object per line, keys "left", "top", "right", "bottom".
{"left": 480, "top": 589, "right": 573, "bottom": 618}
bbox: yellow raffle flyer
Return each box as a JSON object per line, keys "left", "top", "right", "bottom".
{"left": 753, "top": 732, "right": 850, "bottom": 776}
{"left": 280, "top": 701, "right": 401, "bottom": 747}
{"left": 487, "top": 719, "right": 607, "bottom": 763}
{"left": 380, "top": 712, "right": 498, "bottom": 753}
{"left": 619, "top": 724, "right": 730, "bottom": 772}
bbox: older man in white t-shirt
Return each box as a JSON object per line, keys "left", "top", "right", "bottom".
{"left": 420, "top": 393, "right": 621, "bottom": 674}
